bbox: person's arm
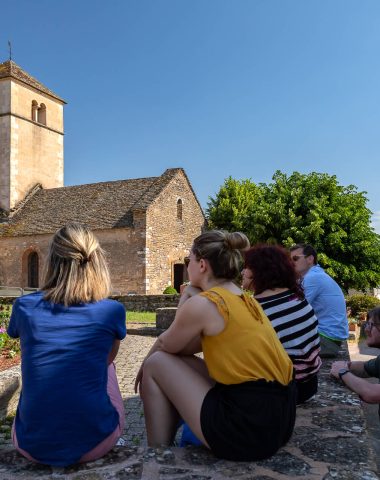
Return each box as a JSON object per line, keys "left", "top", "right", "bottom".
{"left": 134, "top": 294, "right": 221, "bottom": 393}
{"left": 7, "top": 300, "right": 20, "bottom": 339}
{"left": 347, "top": 360, "right": 370, "bottom": 378}
{"left": 108, "top": 339, "right": 120, "bottom": 365}
{"left": 330, "top": 360, "right": 380, "bottom": 404}
{"left": 303, "top": 272, "right": 319, "bottom": 305}
{"left": 178, "top": 335, "right": 202, "bottom": 355}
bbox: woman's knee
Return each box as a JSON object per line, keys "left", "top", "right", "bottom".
{"left": 143, "top": 351, "right": 171, "bottom": 373}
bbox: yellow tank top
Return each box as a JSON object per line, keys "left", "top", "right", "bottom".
{"left": 200, "top": 287, "right": 294, "bottom": 385}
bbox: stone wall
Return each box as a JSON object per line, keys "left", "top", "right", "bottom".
{"left": 0, "top": 116, "right": 10, "bottom": 211}
{"left": 145, "top": 170, "right": 204, "bottom": 294}
{"left": 96, "top": 225, "right": 147, "bottom": 295}
{"left": 0, "top": 173, "right": 204, "bottom": 294}
{"left": 0, "top": 294, "right": 179, "bottom": 312}
{"left": 0, "top": 234, "right": 50, "bottom": 287}
{"left": 0, "top": 78, "right": 64, "bottom": 211}
{"left": 113, "top": 294, "right": 179, "bottom": 312}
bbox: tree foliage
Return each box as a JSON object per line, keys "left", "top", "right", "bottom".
{"left": 207, "top": 171, "right": 380, "bottom": 291}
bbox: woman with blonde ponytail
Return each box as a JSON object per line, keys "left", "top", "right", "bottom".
{"left": 135, "top": 230, "right": 296, "bottom": 461}
{"left": 7, "top": 223, "right": 126, "bottom": 467}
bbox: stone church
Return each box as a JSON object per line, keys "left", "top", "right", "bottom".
{"left": 0, "top": 60, "right": 205, "bottom": 294}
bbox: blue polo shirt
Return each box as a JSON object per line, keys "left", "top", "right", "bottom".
{"left": 7, "top": 292, "right": 126, "bottom": 466}
{"left": 302, "top": 265, "right": 348, "bottom": 341}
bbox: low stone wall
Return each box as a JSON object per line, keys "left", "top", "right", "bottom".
{"left": 113, "top": 294, "right": 179, "bottom": 312}
{"left": 156, "top": 308, "right": 177, "bottom": 329}
{"left": 0, "top": 295, "right": 180, "bottom": 312}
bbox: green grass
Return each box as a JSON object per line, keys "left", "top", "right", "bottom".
{"left": 126, "top": 311, "right": 156, "bottom": 324}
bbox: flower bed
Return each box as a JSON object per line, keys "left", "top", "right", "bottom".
{"left": 0, "top": 304, "right": 20, "bottom": 361}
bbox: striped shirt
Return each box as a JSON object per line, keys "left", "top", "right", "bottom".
{"left": 256, "top": 289, "right": 321, "bottom": 380}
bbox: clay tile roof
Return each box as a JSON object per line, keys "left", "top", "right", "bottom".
{"left": 0, "top": 60, "right": 65, "bottom": 103}
{"left": 0, "top": 168, "right": 187, "bottom": 237}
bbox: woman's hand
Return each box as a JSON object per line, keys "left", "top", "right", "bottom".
{"left": 178, "top": 284, "right": 203, "bottom": 307}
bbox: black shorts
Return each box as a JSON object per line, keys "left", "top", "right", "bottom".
{"left": 200, "top": 379, "right": 296, "bottom": 461}
{"left": 296, "top": 374, "right": 318, "bottom": 404}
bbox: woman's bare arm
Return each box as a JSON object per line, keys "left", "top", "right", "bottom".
{"left": 108, "top": 339, "right": 120, "bottom": 365}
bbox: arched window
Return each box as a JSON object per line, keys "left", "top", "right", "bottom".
{"left": 177, "top": 199, "right": 183, "bottom": 220}
{"left": 38, "top": 103, "right": 46, "bottom": 125}
{"left": 27, "top": 252, "right": 39, "bottom": 288}
{"left": 31, "top": 100, "right": 38, "bottom": 122}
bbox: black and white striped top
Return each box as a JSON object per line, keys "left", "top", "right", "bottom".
{"left": 256, "top": 289, "right": 321, "bottom": 380}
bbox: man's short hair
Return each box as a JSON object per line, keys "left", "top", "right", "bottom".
{"left": 290, "top": 243, "right": 317, "bottom": 265}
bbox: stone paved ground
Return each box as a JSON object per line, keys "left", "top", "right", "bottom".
{"left": 115, "top": 333, "right": 156, "bottom": 447}
{"left": 0, "top": 330, "right": 379, "bottom": 479}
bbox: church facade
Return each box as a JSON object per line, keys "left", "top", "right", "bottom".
{"left": 0, "top": 60, "right": 205, "bottom": 294}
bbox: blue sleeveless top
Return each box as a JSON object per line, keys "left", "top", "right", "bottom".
{"left": 7, "top": 292, "right": 126, "bottom": 466}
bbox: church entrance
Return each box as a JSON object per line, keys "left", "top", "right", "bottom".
{"left": 173, "top": 263, "right": 187, "bottom": 293}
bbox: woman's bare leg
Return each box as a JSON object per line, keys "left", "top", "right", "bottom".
{"left": 141, "top": 351, "right": 214, "bottom": 447}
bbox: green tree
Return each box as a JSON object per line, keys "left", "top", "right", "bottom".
{"left": 207, "top": 177, "right": 266, "bottom": 243}
{"left": 207, "top": 171, "right": 380, "bottom": 291}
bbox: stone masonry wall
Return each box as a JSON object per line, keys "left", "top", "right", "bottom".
{"left": 0, "top": 173, "right": 203, "bottom": 294}
{"left": 145, "top": 170, "right": 204, "bottom": 294}
{"left": 0, "top": 80, "right": 12, "bottom": 210}
{"left": 0, "top": 295, "right": 179, "bottom": 312}
{"left": 11, "top": 80, "right": 63, "bottom": 132}
{"left": 113, "top": 294, "right": 179, "bottom": 312}
{"left": 0, "top": 78, "right": 64, "bottom": 211}
{"left": 0, "top": 116, "right": 11, "bottom": 210}
{"left": 96, "top": 225, "right": 147, "bottom": 295}
{"left": 10, "top": 80, "right": 64, "bottom": 210}
{"left": 0, "top": 234, "right": 50, "bottom": 287}
{"left": 0, "top": 227, "right": 147, "bottom": 294}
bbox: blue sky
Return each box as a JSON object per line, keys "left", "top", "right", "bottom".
{"left": 2, "top": 0, "right": 380, "bottom": 231}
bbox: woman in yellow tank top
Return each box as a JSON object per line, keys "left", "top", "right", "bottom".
{"left": 134, "top": 230, "right": 296, "bottom": 461}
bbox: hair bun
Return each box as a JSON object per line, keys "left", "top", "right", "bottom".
{"left": 225, "top": 232, "right": 250, "bottom": 251}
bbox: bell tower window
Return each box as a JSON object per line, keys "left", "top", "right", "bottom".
{"left": 31, "top": 100, "right": 38, "bottom": 121}
{"left": 38, "top": 103, "right": 46, "bottom": 125}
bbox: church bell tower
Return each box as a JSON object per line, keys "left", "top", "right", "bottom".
{"left": 0, "top": 60, "right": 65, "bottom": 212}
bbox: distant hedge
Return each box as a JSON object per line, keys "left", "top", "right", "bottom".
{"left": 346, "top": 294, "right": 380, "bottom": 318}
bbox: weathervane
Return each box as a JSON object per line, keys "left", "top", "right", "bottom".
{"left": 8, "top": 41, "right": 12, "bottom": 61}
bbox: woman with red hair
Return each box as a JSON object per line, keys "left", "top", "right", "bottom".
{"left": 242, "top": 244, "right": 321, "bottom": 404}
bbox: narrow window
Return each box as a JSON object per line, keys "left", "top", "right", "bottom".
{"left": 31, "top": 100, "right": 38, "bottom": 122}
{"left": 38, "top": 103, "right": 46, "bottom": 125}
{"left": 27, "top": 252, "right": 39, "bottom": 288}
{"left": 177, "top": 199, "right": 183, "bottom": 220}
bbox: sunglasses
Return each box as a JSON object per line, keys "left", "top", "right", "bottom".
{"left": 291, "top": 255, "right": 308, "bottom": 262}
{"left": 363, "top": 321, "right": 380, "bottom": 333}
{"left": 184, "top": 257, "right": 190, "bottom": 267}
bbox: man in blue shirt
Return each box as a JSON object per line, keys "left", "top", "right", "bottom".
{"left": 290, "top": 244, "right": 349, "bottom": 358}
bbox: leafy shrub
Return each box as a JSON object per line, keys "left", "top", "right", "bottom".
{"left": 163, "top": 286, "right": 178, "bottom": 295}
{"left": 0, "top": 303, "right": 20, "bottom": 358}
{"left": 346, "top": 294, "right": 380, "bottom": 319}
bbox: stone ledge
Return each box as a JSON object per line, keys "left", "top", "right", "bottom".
{"left": 0, "top": 344, "right": 378, "bottom": 479}
{"left": 0, "top": 365, "right": 20, "bottom": 419}
{"left": 156, "top": 308, "right": 177, "bottom": 330}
